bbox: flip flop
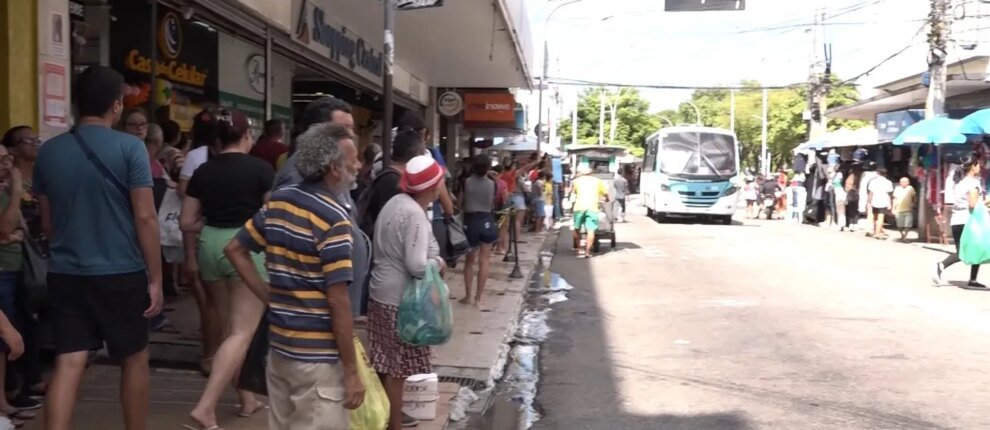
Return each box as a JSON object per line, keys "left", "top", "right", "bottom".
{"left": 236, "top": 401, "right": 268, "bottom": 418}
{"left": 181, "top": 425, "right": 221, "bottom": 430}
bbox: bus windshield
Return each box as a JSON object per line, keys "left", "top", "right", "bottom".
{"left": 659, "top": 131, "right": 736, "bottom": 179}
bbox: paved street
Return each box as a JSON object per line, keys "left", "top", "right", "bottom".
{"left": 535, "top": 197, "right": 990, "bottom": 430}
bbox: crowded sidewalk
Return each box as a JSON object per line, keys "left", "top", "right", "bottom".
{"left": 18, "top": 228, "right": 553, "bottom": 430}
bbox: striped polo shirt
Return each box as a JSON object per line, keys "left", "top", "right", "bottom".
{"left": 237, "top": 182, "right": 353, "bottom": 363}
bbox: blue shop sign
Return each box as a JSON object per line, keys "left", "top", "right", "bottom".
{"left": 876, "top": 110, "right": 924, "bottom": 142}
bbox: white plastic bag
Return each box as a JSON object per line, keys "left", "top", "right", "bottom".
{"left": 158, "top": 188, "right": 183, "bottom": 247}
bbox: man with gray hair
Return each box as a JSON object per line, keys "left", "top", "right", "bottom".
{"left": 227, "top": 123, "right": 365, "bottom": 429}
{"left": 274, "top": 99, "right": 371, "bottom": 317}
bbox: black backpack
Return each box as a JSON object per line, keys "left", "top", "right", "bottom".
{"left": 356, "top": 168, "right": 400, "bottom": 237}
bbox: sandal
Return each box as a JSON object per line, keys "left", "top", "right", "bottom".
{"left": 181, "top": 425, "right": 221, "bottom": 430}
{"left": 236, "top": 401, "right": 267, "bottom": 418}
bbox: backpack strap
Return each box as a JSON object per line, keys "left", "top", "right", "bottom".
{"left": 71, "top": 128, "right": 130, "bottom": 199}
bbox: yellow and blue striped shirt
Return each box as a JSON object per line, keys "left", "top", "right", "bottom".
{"left": 237, "top": 182, "right": 353, "bottom": 363}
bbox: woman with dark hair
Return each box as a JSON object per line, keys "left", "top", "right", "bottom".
{"left": 0, "top": 126, "right": 43, "bottom": 419}
{"left": 176, "top": 109, "right": 223, "bottom": 376}
{"left": 158, "top": 119, "right": 185, "bottom": 181}
{"left": 179, "top": 108, "right": 220, "bottom": 197}
{"left": 934, "top": 159, "right": 988, "bottom": 288}
{"left": 182, "top": 109, "right": 273, "bottom": 429}
{"left": 118, "top": 107, "right": 149, "bottom": 141}
{"left": 459, "top": 154, "right": 499, "bottom": 307}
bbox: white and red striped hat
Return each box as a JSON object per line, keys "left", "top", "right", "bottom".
{"left": 401, "top": 155, "right": 445, "bottom": 193}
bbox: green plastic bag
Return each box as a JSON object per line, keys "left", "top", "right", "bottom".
{"left": 397, "top": 265, "right": 453, "bottom": 346}
{"left": 350, "top": 336, "right": 389, "bottom": 430}
{"left": 960, "top": 204, "right": 990, "bottom": 265}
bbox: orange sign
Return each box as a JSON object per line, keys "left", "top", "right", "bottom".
{"left": 464, "top": 93, "right": 515, "bottom": 124}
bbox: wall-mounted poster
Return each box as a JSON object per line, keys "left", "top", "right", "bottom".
{"left": 42, "top": 63, "right": 68, "bottom": 127}
{"left": 50, "top": 12, "right": 66, "bottom": 58}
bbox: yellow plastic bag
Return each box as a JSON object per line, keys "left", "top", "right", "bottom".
{"left": 350, "top": 336, "right": 390, "bottom": 430}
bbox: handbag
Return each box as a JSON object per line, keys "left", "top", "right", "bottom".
{"left": 237, "top": 314, "right": 269, "bottom": 395}
{"left": 21, "top": 218, "right": 48, "bottom": 314}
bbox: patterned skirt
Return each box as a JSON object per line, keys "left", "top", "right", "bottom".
{"left": 367, "top": 299, "right": 432, "bottom": 379}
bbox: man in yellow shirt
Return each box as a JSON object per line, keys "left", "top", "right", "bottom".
{"left": 570, "top": 164, "right": 609, "bottom": 257}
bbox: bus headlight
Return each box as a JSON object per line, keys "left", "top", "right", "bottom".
{"left": 660, "top": 184, "right": 671, "bottom": 192}
{"left": 723, "top": 186, "right": 738, "bottom": 196}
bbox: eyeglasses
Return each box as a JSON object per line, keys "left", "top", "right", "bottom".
{"left": 17, "top": 137, "right": 41, "bottom": 146}
{"left": 0, "top": 155, "right": 14, "bottom": 164}
{"left": 126, "top": 122, "right": 148, "bottom": 128}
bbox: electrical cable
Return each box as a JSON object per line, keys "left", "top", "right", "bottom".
{"left": 835, "top": 21, "right": 929, "bottom": 85}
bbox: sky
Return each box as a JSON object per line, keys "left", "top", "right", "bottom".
{"left": 527, "top": 0, "right": 990, "bottom": 113}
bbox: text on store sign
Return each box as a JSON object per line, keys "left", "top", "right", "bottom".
{"left": 125, "top": 49, "right": 209, "bottom": 87}
{"left": 311, "top": 8, "right": 382, "bottom": 76}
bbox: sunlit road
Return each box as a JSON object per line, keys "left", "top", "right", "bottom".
{"left": 535, "top": 196, "right": 990, "bottom": 430}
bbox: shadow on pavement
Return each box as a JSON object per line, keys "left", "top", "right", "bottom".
{"left": 532, "top": 226, "right": 755, "bottom": 430}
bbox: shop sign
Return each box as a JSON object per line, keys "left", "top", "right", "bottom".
{"left": 464, "top": 93, "right": 516, "bottom": 125}
{"left": 246, "top": 54, "right": 266, "bottom": 95}
{"left": 111, "top": 0, "right": 218, "bottom": 121}
{"left": 69, "top": 1, "right": 85, "bottom": 21}
{"left": 437, "top": 91, "right": 463, "bottom": 117}
{"left": 293, "top": 0, "right": 383, "bottom": 78}
{"left": 876, "top": 110, "right": 924, "bottom": 142}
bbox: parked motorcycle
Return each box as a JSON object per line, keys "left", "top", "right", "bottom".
{"left": 762, "top": 193, "right": 776, "bottom": 220}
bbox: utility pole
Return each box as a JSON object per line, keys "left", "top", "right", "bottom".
{"left": 761, "top": 88, "right": 769, "bottom": 176}
{"left": 925, "top": 0, "right": 950, "bottom": 119}
{"left": 807, "top": 8, "right": 827, "bottom": 141}
{"left": 382, "top": 0, "right": 395, "bottom": 167}
{"left": 598, "top": 89, "right": 605, "bottom": 145}
{"left": 571, "top": 95, "right": 578, "bottom": 149}
{"left": 729, "top": 89, "right": 735, "bottom": 133}
{"left": 919, "top": 0, "right": 951, "bottom": 242}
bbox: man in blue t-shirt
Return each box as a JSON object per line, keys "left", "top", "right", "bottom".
{"left": 33, "top": 66, "right": 162, "bottom": 429}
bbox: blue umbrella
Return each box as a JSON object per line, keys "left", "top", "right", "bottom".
{"left": 892, "top": 117, "right": 967, "bottom": 145}
{"left": 960, "top": 109, "right": 990, "bottom": 135}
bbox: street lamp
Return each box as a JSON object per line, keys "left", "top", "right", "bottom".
{"left": 750, "top": 114, "right": 769, "bottom": 177}
{"left": 538, "top": 0, "right": 584, "bottom": 152}
{"left": 658, "top": 116, "right": 674, "bottom": 127}
{"left": 684, "top": 101, "right": 701, "bottom": 125}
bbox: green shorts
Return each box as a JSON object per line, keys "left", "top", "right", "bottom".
{"left": 198, "top": 226, "right": 268, "bottom": 282}
{"left": 573, "top": 210, "right": 599, "bottom": 233}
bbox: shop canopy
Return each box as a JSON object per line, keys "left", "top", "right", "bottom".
{"left": 960, "top": 109, "right": 990, "bottom": 135}
{"left": 489, "top": 135, "right": 562, "bottom": 156}
{"left": 792, "top": 127, "right": 878, "bottom": 153}
{"left": 892, "top": 117, "right": 967, "bottom": 146}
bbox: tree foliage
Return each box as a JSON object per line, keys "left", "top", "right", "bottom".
{"left": 656, "top": 78, "right": 868, "bottom": 171}
{"left": 556, "top": 78, "right": 867, "bottom": 171}
{"left": 557, "top": 87, "right": 658, "bottom": 151}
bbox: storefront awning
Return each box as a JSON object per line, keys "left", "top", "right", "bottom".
{"left": 395, "top": 0, "right": 534, "bottom": 89}
{"left": 827, "top": 75, "right": 990, "bottom": 120}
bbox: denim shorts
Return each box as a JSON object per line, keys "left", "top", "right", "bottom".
{"left": 464, "top": 212, "right": 498, "bottom": 247}
{"left": 533, "top": 199, "right": 546, "bottom": 217}
{"left": 510, "top": 194, "right": 527, "bottom": 210}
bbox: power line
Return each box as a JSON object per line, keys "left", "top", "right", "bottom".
{"left": 836, "top": 21, "right": 929, "bottom": 85}
{"left": 545, "top": 78, "right": 805, "bottom": 90}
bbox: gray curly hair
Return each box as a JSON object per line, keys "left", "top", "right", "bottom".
{"left": 295, "top": 123, "right": 354, "bottom": 182}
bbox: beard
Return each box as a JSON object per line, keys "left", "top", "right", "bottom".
{"left": 332, "top": 169, "right": 358, "bottom": 194}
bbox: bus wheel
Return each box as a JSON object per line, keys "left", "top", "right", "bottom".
{"left": 646, "top": 207, "right": 655, "bottom": 218}
{"left": 655, "top": 212, "right": 667, "bottom": 223}
{"left": 721, "top": 215, "right": 733, "bottom": 225}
